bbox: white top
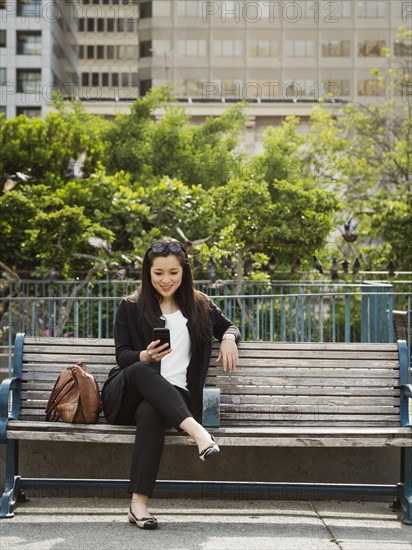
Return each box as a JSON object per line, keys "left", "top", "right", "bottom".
{"left": 160, "top": 310, "right": 191, "bottom": 390}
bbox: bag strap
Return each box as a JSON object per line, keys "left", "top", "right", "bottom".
{"left": 45, "top": 375, "right": 77, "bottom": 422}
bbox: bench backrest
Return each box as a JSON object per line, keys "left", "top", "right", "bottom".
{"left": 17, "top": 336, "right": 402, "bottom": 428}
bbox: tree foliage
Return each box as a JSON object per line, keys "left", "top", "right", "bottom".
{"left": 2, "top": 43, "right": 410, "bottom": 280}
{"left": 105, "top": 86, "right": 247, "bottom": 187}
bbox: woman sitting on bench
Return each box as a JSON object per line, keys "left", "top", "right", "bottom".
{"left": 101, "top": 239, "right": 239, "bottom": 530}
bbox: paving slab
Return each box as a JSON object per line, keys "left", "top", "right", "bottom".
{"left": 0, "top": 498, "right": 410, "bottom": 550}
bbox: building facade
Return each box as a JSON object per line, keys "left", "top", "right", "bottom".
{"left": 0, "top": 0, "right": 79, "bottom": 119}
{"left": 136, "top": 0, "right": 409, "bottom": 102}
{"left": 0, "top": 0, "right": 410, "bottom": 149}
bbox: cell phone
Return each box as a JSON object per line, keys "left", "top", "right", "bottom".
{"left": 153, "top": 327, "right": 171, "bottom": 349}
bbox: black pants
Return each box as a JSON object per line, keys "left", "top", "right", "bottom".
{"left": 114, "top": 361, "right": 192, "bottom": 496}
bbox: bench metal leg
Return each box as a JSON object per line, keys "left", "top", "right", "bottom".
{"left": 0, "top": 440, "right": 22, "bottom": 519}
{"left": 402, "top": 448, "right": 412, "bottom": 525}
{"left": 392, "top": 448, "right": 405, "bottom": 512}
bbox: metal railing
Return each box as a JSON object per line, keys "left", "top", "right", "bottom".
{"left": 1, "top": 278, "right": 411, "bottom": 373}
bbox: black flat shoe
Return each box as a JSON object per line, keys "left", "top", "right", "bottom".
{"left": 128, "top": 507, "right": 158, "bottom": 530}
{"left": 199, "top": 435, "right": 220, "bottom": 461}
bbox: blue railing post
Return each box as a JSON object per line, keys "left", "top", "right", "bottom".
{"left": 344, "top": 291, "right": 351, "bottom": 343}
{"left": 361, "top": 282, "right": 393, "bottom": 342}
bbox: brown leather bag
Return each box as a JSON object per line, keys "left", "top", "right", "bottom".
{"left": 45, "top": 362, "right": 102, "bottom": 423}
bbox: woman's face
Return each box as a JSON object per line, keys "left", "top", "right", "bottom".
{"left": 150, "top": 254, "right": 183, "bottom": 301}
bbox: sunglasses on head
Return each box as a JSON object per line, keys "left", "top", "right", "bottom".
{"left": 150, "top": 241, "right": 184, "bottom": 254}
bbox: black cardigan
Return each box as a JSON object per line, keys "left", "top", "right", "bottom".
{"left": 103, "top": 296, "right": 240, "bottom": 423}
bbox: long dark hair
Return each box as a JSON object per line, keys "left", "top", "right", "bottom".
{"left": 128, "top": 239, "right": 212, "bottom": 346}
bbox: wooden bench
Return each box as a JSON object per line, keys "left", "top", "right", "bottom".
{"left": 1, "top": 333, "right": 411, "bottom": 523}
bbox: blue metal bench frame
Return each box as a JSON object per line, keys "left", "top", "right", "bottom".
{"left": 1, "top": 333, "right": 411, "bottom": 523}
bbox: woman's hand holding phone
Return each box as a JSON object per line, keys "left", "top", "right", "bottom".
{"left": 142, "top": 328, "right": 172, "bottom": 363}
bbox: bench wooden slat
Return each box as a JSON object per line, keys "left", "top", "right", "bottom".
{"left": 22, "top": 337, "right": 397, "bottom": 348}
{"left": 21, "top": 368, "right": 400, "bottom": 383}
{"left": 212, "top": 376, "right": 399, "bottom": 387}
{"left": 20, "top": 389, "right": 400, "bottom": 406}
{"left": 21, "top": 363, "right": 401, "bottom": 376}
{"left": 7, "top": 420, "right": 411, "bottom": 447}
{"left": 20, "top": 381, "right": 401, "bottom": 397}
{"left": 23, "top": 349, "right": 399, "bottom": 361}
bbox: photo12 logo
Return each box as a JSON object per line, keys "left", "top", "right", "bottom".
{"left": 202, "top": 1, "right": 341, "bottom": 24}
{"left": 1, "top": 0, "right": 138, "bottom": 23}
{"left": 202, "top": 80, "right": 341, "bottom": 102}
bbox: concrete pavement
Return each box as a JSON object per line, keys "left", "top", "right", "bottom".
{"left": 1, "top": 497, "right": 411, "bottom": 550}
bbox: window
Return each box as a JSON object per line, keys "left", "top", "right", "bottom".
{"left": 102, "top": 73, "right": 109, "bottom": 86}
{"left": 112, "top": 73, "right": 119, "bottom": 86}
{"left": 176, "top": 40, "right": 207, "bottom": 57}
{"left": 214, "top": 40, "right": 242, "bottom": 57}
{"left": 17, "top": 69, "right": 41, "bottom": 93}
{"left": 334, "top": 1, "right": 351, "bottom": 17}
{"left": 92, "top": 73, "right": 99, "bottom": 86}
{"left": 97, "top": 45, "right": 104, "bottom": 59}
{"left": 117, "top": 46, "right": 125, "bottom": 59}
{"left": 323, "top": 79, "right": 350, "bottom": 96}
{"left": 97, "top": 19, "right": 104, "bottom": 32}
{"left": 0, "top": 30, "right": 5, "bottom": 48}
{"left": 16, "top": 106, "right": 41, "bottom": 118}
{"left": 140, "top": 41, "right": 152, "bottom": 57}
{"left": 394, "top": 41, "right": 412, "bottom": 57}
{"left": 82, "top": 73, "right": 89, "bottom": 86}
{"left": 87, "top": 45, "right": 94, "bottom": 59}
{"left": 126, "top": 19, "right": 136, "bottom": 32}
{"left": 249, "top": 40, "right": 278, "bottom": 57}
{"left": 17, "top": 1, "right": 42, "bottom": 17}
{"left": 140, "top": 79, "right": 152, "bottom": 95}
{"left": 122, "top": 72, "right": 129, "bottom": 86}
{"left": 87, "top": 18, "right": 94, "bottom": 32}
{"left": 255, "top": 0, "right": 279, "bottom": 18}
{"left": 79, "top": 45, "right": 84, "bottom": 59}
{"left": 357, "top": 1, "right": 386, "bottom": 18}
{"left": 176, "top": 79, "right": 203, "bottom": 97}
{"left": 139, "top": 2, "right": 152, "bottom": 18}
{"left": 394, "top": 1, "right": 409, "bottom": 17}
{"left": 285, "top": 40, "right": 314, "bottom": 57}
{"left": 107, "top": 18, "right": 114, "bottom": 32}
{"left": 107, "top": 45, "right": 114, "bottom": 59}
{"left": 117, "top": 18, "right": 125, "bottom": 32}
{"left": 322, "top": 40, "right": 350, "bottom": 57}
{"left": 285, "top": 79, "right": 316, "bottom": 98}
{"left": 78, "top": 18, "right": 84, "bottom": 32}
{"left": 177, "top": 1, "right": 203, "bottom": 17}
{"left": 358, "top": 79, "right": 385, "bottom": 96}
{"left": 153, "top": 0, "right": 170, "bottom": 17}
{"left": 218, "top": 1, "right": 237, "bottom": 17}
{"left": 0, "top": 68, "right": 6, "bottom": 85}
{"left": 17, "top": 31, "right": 42, "bottom": 55}
{"left": 126, "top": 46, "right": 137, "bottom": 59}
{"left": 358, "top": 40, "right": 386, "bottom": 57}
{"left": 152, "top": 40, "right": 171, "bottom": 55}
